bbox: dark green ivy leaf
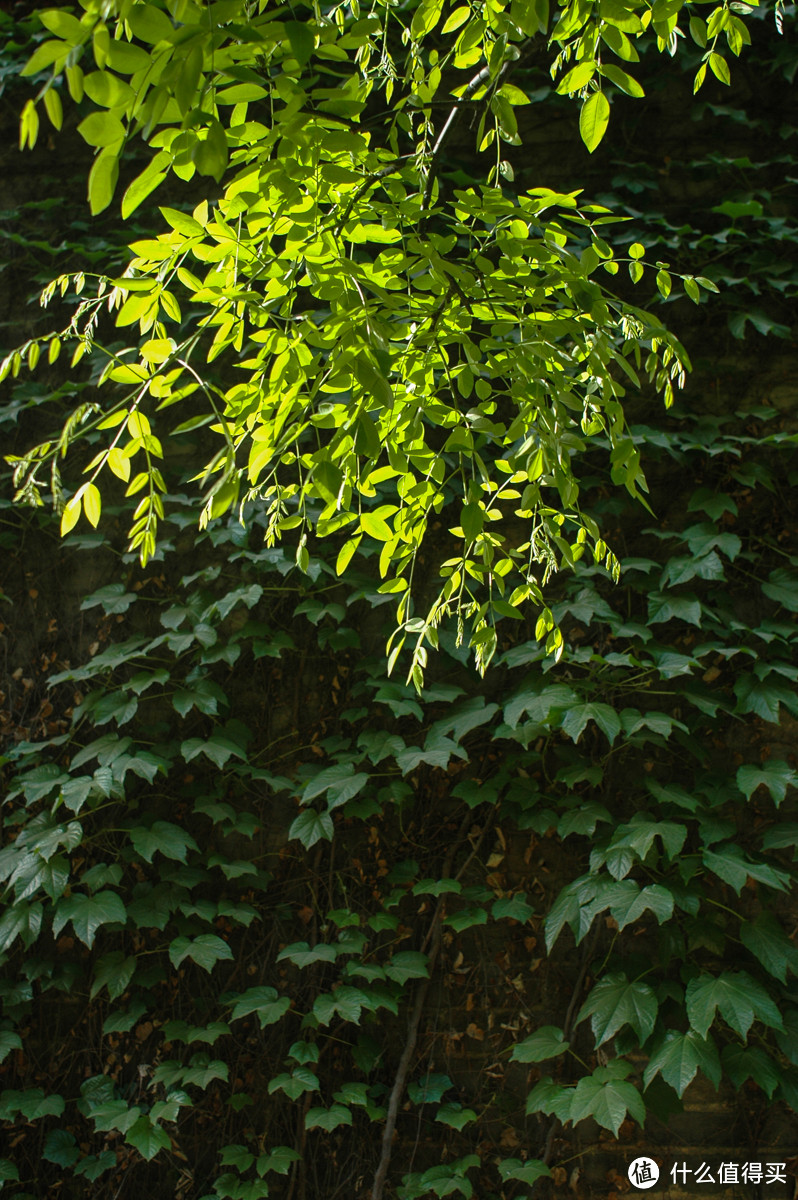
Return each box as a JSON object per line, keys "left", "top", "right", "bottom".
{"left": 740, "top": 912, "right": 798, "bottom": 984}
{"left": 384, "top": 951, "right": 429, "bottom": 985}
{"left": 268, "top": 1067, "right": 318, "bottom": 1100}
{"left": 762, "top": 568, "right": 798, "bottom": 611}
{"left": 686, "top": 971, "right": 784, "bottom": 1040}
{"left": 498, "top": 1159, "right": 551, "bottom": 1185}
{"left": 169, "top": 934, "right": 233, "bottom": 973}
{"left": 577, "top": 974, "right": 658, "bottom": 1045}
{"left": 256, "top": 1146, "right": 300, "bottom": 1175}
{"left": 42, "top": 1129, "right": 79, "bottom": 1167}
{"left": 569, "top": 1061, "right": 646, "bottom": 1135}
{"left": 305, "top": 1105, "right": 353, "bottom": 1131}
{"left": 511, "top": 1026, "right": 570, "bottom": 1062}
{"left": 277, "top": 942, "right": 337, "bottom": 969}
{"left": 721, "top": 1043, "right": 781, "bottom": 1098}
{"left": 289, "top": 809, "right": 334, "bottom": 848}
{"left": 129, "top": 821, "right": 199, "bottom": 863}
{"left": 229, "top": 987, "right": 291, "bottom": 1027}
{"left": 125, "top": 1115, "right": 171, "bottom": 1160}
{"left": 643, "top": 1030, "right": 721, "bottom": 1096}
{"left": 703, "top": 843, "right": 789, "bottom": 894}
{"left": 491, "top": 893, "right": 535, "bottom": 922}
{"left": 407, "top": 1073, "right": 452, "bottom": 1104}
{"left": 0, "top": 1031, "right": 22, "bottom": 1064}
{"left": 90, "top": 951, "right": 137, "bottom": 1000}
{"left": 436, "top": 1103, "right": 477, "bottom": 1129}
{"left": 53, "top": 890, "right": 126, "bottom": 948}
{"left": 737, "top": 760, "right": 796, "bottom": 806}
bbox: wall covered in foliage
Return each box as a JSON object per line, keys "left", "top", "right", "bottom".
{"left": 1, "top": 2, "right": 797, "bottom": 1198}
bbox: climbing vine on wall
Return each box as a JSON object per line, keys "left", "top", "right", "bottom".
{"left": 1, "top": 394, "right": 797, "bottom": 1198}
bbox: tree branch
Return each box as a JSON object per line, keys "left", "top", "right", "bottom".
{"left": 370, "top": 809, "right": 489, "bottom": 1200}
{"left": 419, "top": 41, "right": 535, "bottom": 227}
{"left": 533, "top": 926, "right": 601, "bottom": 1193}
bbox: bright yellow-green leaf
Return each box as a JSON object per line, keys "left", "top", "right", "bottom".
{"left": 598, "top": 0, "right": 643, "bottom": 32}
{"left": 66, "top": 64, "right": 84, "bottom": 102}
{"left": 684, "top": 276, "right": 701, "bottom": 303}
{"left": 127, "top": 3, "right": 175, "bottom": 44}
{"left": 160, "top": 207, "right": 204, "bottom": 237}
{"left": 105, "top": 39, "right": 151, "bottom": 73}
{"left": 336, "top": 536, "right": 362, "bottom": 575}
{"left": 344, "top": 224, "right": 402, "bottom": 244}
{"left": 377, "top": 576, "right": 408, "bottom": 594}
{"left": 499, "top": 83, "right": 532, "bottom": 105}
{"left": 21, "top": 39, "right": 68, "bottom": 77}
{"left": 60, "top": 495, "right": 82, "bottom": 536}
{"left": 600, "top": 23, "right": 640, "bottom": 61}
{"left": 77, "top": 111, "right": 125, "bottom": 148}
{"left": 108, "top": 362, "right": 149, "bottom": 383}
{"left": 709, "top": 52, "right": 731, "bottom": 85}
{"left": 39, "top": 8, "right": 86, "bottom": 40}
{"left": 192, "top": 120, "right": 228, "bottom": 182}
{"left": 442, "top": 5, "right": 470, "bottom": 33}
{"left": 656, "top": 269, "right": 672, "bottom": 298}
{"left": 411, "top": 0, "right": 444, "bottom": 38}
{"left": 82, "top": 483, "right": 102, "bottom": 528}
{"left": 93, "top": 23, "right": 111, "bottom": 68}
{"left": 83, "top": 71, "right": 135, "bottom": 108}
{"left": 599, "top": 63, "right": 644, "bottom": 97}
{"left": 121, "top": 155, "right": 170, "bottom": 219}
{"left": 43, "top": 87, "right": 63, "bottom": 130}
{"left": 106, "top": 447, "right": 131, "bottom": 482}
{"left": 209, "top": 478, "right": 239, "bottom": 520}
{"left": 175, "top": 44, "right": 203, "bottom": 113}
{"left": 159, "top": 291, "right": 182, "bottom": 322}
{"left": 115, "top": 292, "right": 157, "bottom": 328}
{"left": 88, "top": 148, "right": 120, "bottom": 215}
{"left": 361, "top": 512, "right": 393, "bottom": 541}
{"left": 125, "top": 473, "right": 149, "bottom": 497}
{"left": 557, "top": 61, "right": 596, "bottom": 94}
{"left": 97, "top": 410, "right": 127, "bottom": 431}
{"left": 579, "top": 90, "right": 610, "bottom": 152}
{"left": 128, "top": 411, "right": 152, "bottom": 438}
{"left": 140, "top": 338, "right": 175, "bottom": 364}
{"left": 19, "top": 100, "right": 39, "bottom": 151}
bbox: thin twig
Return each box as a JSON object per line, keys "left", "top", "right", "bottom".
{"left": 286, "top": 843, "right": 326, "bottom": 1200}
{"left": 419, "top": 40, "right": 535, "bottom": 226}
{"left": 371, "top": 808, "right": 483, "bottom": 1200}
{"left": 419, "top": 64, "right": 493, "bottom": 225}
{"left": 534, "top": 927, "right": 601, "bottom": 1189}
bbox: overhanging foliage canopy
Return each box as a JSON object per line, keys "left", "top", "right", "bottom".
{"left": 5, "top": 0, "right": 773, "bottom": 681}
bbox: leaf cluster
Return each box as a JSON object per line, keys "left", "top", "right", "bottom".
{"left": 5, "top": 0, "right": 778, "bottom": 682}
